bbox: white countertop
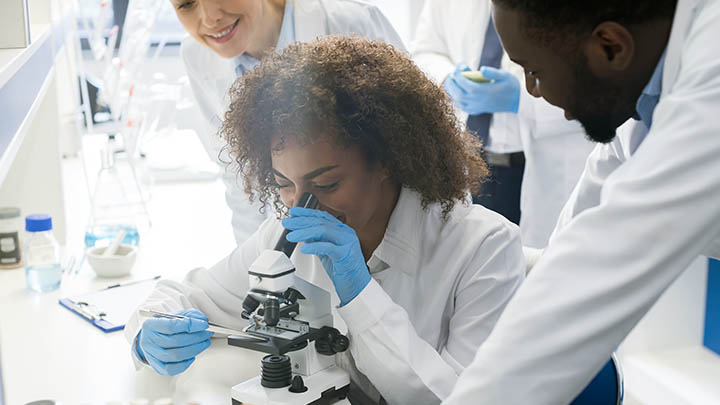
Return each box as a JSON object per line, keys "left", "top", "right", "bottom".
{"left": 0, "top": 134, "right": 264, "bottom": 404}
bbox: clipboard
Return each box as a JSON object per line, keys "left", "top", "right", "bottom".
{"left": 58, "top": 276, "right": 160, "bottom": 333}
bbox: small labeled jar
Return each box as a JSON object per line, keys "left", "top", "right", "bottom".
{"left": 0, "top": 207, "right": 23, "bottom": 269}
{"left": 24, "top": 214, "right": 62, "bottom": 292}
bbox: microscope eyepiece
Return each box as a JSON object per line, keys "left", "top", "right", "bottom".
{"left": 274, "top": 192, "right": 319, "bottom": 257}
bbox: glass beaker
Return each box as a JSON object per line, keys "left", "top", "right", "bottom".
{"left": 85, "top": 135, "right": 148, "bottom": 248}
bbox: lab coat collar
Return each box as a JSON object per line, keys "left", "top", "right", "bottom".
{"left": 368, "top": 187, "right": 423, "bottom": 277}
{"left": 662, "top": 0, "right": 701, "bottom": 97}
{"left": 633, "top": 51, "right": 665, "bottom": 128}
{"left": 294, "top": 0, "right": 329, "bottom": 41}
{"left": 232, "top": 0, "right": 296, "bottom": 75}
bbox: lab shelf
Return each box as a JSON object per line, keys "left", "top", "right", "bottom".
{"left": 0, "top": 5, "right": 72, "bottom": 243}
{"left": 0, "top": 24, "right": 53, "bottom": 184}
{"left": 617, "top": 256, "right": 720, "bottom": 404}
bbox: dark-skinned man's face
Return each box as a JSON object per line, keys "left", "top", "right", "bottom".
{"left": 493, "top": 5, "right": 639, "bottom": 143}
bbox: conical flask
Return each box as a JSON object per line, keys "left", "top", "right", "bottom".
{"left": 85, "top": 135, "right": 146, "bottom": 248}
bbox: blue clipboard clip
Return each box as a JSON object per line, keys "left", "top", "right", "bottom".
{"left": 58, "top": 298, "right": 124, "bottom": 333}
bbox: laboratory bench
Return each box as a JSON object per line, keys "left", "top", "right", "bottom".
{"left": 1, "top": 1, "right": 718, "bottom": 403}
{"left": 0, "top": 148, "right": 263, "bottom": 404}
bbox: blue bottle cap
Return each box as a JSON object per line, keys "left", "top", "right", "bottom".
{"left": 25, "top": 214, "right": 53, "bottom": 232}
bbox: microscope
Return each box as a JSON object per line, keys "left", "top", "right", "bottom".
{"left": 229, "top": 193, "right": 351, "bottom": 405}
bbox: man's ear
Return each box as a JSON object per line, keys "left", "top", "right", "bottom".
{"left": 584, "top": 21, "right": 635, "bottom": 78}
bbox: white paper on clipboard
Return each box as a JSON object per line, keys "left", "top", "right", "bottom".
{"left": 63, "top": 278, "right": 158, "bottom": 329}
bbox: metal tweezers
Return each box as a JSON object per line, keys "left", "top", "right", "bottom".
{"left": 139, "top": 308, "right": 268, "bottom": 342}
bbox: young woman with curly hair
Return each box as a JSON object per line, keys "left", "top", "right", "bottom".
{"left": 127, "top": 37, "right": 525, "bottom": 404}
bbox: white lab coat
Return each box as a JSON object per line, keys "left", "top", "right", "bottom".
{"left": 445, "top": 0, "right": 720, "bottom": 403}
{"left": 181, "top": 0, "right": 406, "bottom": 244}
{"left": 125, "top": 188, "right": 525, "bottom": 404}
{"left": 411, "top": 0, "right": 595, "bottom": 248}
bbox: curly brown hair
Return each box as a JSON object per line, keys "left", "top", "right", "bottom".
{"left": 219, "top": 36, "right": 487, "bottom": 218}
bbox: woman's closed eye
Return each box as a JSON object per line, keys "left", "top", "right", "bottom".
{"left": 313, "top": 181, "right": 340, "bottom": 191}
{"left": 177, "top": 1, "right": 195, "bottom": 10}
{"left": 275, "top": 180, "right": 293, "bottom": 189}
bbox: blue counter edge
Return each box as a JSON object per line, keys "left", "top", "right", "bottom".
{"left": 704, "top": 258, "right": 720, "bottom": 355}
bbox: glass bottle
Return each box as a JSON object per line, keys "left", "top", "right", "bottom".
{"left": 0, "top": 207, "right": 23, "bottom": 269}
{"left": 24, "top": 214, "right": 62, "bottom": 292}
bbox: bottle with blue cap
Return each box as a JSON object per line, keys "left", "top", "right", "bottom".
{"left": 24, "top": 214, "right": 62, "bottom": 292}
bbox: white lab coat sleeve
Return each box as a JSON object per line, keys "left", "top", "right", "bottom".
{"left": 410, "top": 0, "right": 455, "bottom": 85}
{"left": 443, "top": 15, "right": 720, "bottom": 404}
{"left": 124, "top": 220, "right": 274, "bottom": 369}
{"left": 338, "top": 222, "right": 525, "bottom": 404}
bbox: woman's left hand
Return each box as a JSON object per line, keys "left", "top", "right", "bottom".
{"left": 283, "top": 207, "right": 371, "bottom": 306}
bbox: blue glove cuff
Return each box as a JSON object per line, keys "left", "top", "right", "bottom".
{"left": 338, "top": 272, "right": 372, "bottom": 307}
{"left": 134, "top": 331, "right": 148, "bottom": 363}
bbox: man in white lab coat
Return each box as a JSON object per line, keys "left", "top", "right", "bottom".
{"left": 178, "top": 0, "right": 405, "bottom": 244}
{"left": 445, "top": 0, "right": 720, "bottom": 403}
{"left": 412, "top": 0, "right": 594, "bottom": 248}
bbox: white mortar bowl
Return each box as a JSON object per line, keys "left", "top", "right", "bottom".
{"left": 87, "top": 244, "right": 138, "bottom": 278}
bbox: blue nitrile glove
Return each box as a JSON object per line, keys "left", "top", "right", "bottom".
{"left": 135, "top": 309, "right": 213, "bottom": 376}
{"left": 283, "top": 207, "right": 371, "bottom": 307}
{"left": 443, "top": 63, "right": 520, "bottom": 115}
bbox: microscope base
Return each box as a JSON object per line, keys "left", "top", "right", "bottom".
{"left": 231, "top": 365, "right": 350, "bottom": 405}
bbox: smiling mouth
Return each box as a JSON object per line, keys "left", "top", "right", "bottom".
{"left": 207, "top": 18, "right": 239, "bottom": 40}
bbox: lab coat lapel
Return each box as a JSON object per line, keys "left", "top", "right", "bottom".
{"left": 203, "top": 52, "right": 238, "bottom": 119}
{"left": 663, "top": 0, "right": 701, "bottom": 96}
{"left": 371, "top": 188, "right": 422, "bottom": 278}
{"left": 653, "top": 0, "right": 720, "bottom": 260}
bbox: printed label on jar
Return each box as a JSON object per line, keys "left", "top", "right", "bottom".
{"left": 0, "top": 232, "right": 21, "bottom": 266}
{"left": 25, "top": 245, "right": 57, "bottom": 266}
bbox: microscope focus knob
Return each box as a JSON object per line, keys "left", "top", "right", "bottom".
{"left": 261, "top": 355, "right": 292, "bottom": 388}
{"left": 331, "top": 334, "right": 349, "bottom": 353}
{"left": 315, "top": 327, "right": 349, "bottom": 355}
{"left": 288, "top": 375, "right": 309, "bottom": 393}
